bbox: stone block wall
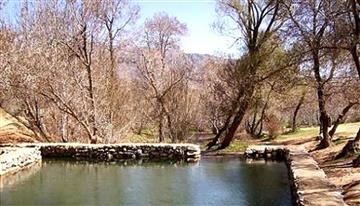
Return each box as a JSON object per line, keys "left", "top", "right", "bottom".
{"left": 245, "top": 145, "right": 347, "bottom": 206}
{"left": 0, "top": 147, "right": 41, "bottom": 176}
{"left": 36, "top": 143, "right": 200, "bottom": 162}
{"left": 245, "top": 146, "right": 286, "bottom": 160}
{"left": 0, "top": 143, "right": 200, "bottom": 177}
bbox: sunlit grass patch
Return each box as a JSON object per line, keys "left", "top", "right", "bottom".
{"left": 278, "top": 127, "right": 319, "bottom": 140}
{"left": 277, "top": 122, "right": 360, "bottom": 140}
{"left": 222, "top": 141, "right": 248, "bottom": 153}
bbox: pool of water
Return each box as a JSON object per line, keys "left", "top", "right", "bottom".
{"left": 0, "top": 158, "right": 293, "bottom": 206}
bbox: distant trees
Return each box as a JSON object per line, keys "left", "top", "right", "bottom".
{"left": 291, "top": 90, "right": 307, "bottom": 132}
{"left": 133, "top": 13, "right": 194, "bottom": 143}
{"left": 0, "top": 0, "right": 358, "bottom": 147}
{"left": 0, "top": 0, "right": 139, "bottom": 143}
{"left": 31, "top": 0, "right": 137, "bottom": 144}
{"left": 93, "top": 0, "right": 139, "bottom": 140}
{"left": 0, "top": 1, "right": 201, "bottom": 144}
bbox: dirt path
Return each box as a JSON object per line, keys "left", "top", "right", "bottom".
{"left": 275, "top": 135, "right": 360, "bottom": 206}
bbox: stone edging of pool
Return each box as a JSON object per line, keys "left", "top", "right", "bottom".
{"left": 0, "top": 147, "right": 42, "bottom": 177}
{"left": 0, "top": 143, "right": 200, "bottom": 177}
{"left": 245, "top": 145, "right": 347, "bottom": 206}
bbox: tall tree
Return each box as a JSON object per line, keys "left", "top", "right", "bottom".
{"left": 134, "top": 13, "right": 190, "bottom": 142}
{"left": 93, "top": 0, "right": 139, "bottom": 140}
{"left": 207, "top": 0, "right": 283, "bottom": 149}
{"left": 283, "top": 0, "right": 338, "bottom": 149}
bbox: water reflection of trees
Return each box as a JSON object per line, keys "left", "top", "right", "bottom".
{"left": 43, "top": 158, "right": 199, "bottom": 168}
{"left": 0, "top": 161, "right": 41, "bottom": 190}
{"left": 42, "top": 160, "right": 196, "bottom": 205}
{"left": 238, "top": 161, "right": 292, "bottom": 206}
{"left": 1, "top": 159, "right": 292, "bottom": 205}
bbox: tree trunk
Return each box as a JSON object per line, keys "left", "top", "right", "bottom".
{"left": 350, "top": 0, "right": 360, "bottom": 79}
{"left": 313, "top": 51, "right": 331, "bottom": 149}
{"left": 60, "top": 114, "right": 68, "bottom": 143}
{"left": 336, "top": 128, "right": 360, "bottom": 159}
{"left": 292, "top": 92, "right": 305, "bottom": 132}
{"left": 245, "top": 109, "right": 258, "bottom": 137}
{"left": 165, "top": 112, "right": 176, "bottom": 143}
{"left": 207, "top": 58, "right": 258, "bottom": 150}
{"left": 255, "top": 97, "right": 269, "bottom": 137}
{"left": 350, "top": 46, "right": 360, "bottom": 79}
{"left": 250, "top": 99, "right": 258, "bottom": 134}
{"left": 158, "top": 114, "right": 164, "bottom": 142}
{"left": 355, "top": 129, "right": 360, "bottom": 143}
{"left": 329, "top": 102, "right": 356, "bottom": 138}
{"left": 353, "top": 155, "right": 360, "bottom": 167}
{"left": 107, "top": 28, "right": 117, "bottom": 139}
{"left": 24, "top": 98, "right": 51, "bottom": 142}
{"left": 219, "top": 88, "right": 253, "bottom": 149}
{"left": 86, "top": 63, "right": 97, "bottom": 144}
{"left": 80, "top": 24, "right": 97, "bottom": 144}
{"left": 206, "top": 114, "right": 232, "bottom": 150}
{"left": 90, "top": 136, "right": 97, "bottom": 144}
{"left": 218, "top": 105, "right": 248, "bottom": 149}
{"left": 211, "top": 120, "right": 219, "bottom": 135}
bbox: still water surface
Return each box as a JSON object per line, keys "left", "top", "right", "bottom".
{"left": 0, "top": 158, "right": 292, "bottom": 206}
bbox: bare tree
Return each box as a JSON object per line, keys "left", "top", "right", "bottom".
{"left": 133, "top": 12, "right": 191, "bottom": 142}
{"left": 93, "top": 0, "right": 139, "bottom": 139}
{"left": 207, "top": 0, "right": 283, "bottom": 149}
{"left": 283, "top": 0, "right": 340, "bottom": 149}
{"left": 331, "top": 0, "right": 360, "bottom": 78}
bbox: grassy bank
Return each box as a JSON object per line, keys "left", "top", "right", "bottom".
{"left": 203, "top": 122, "right": 360, "bottom": 154}
{"left": 278, "top": 122, "right": 360, "bottom": 141}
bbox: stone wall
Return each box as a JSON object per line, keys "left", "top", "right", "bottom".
{"left": 0, "top": 147, "right": 41, "bottom": 177}
{"left": 37, "top": 143, "right": 200, "bottom": 162}
{"left": 0, "top": 143, "right": 200, "bottom": 177}
{"left": 245, "top": 145, "right": 347, "bottom": 206}
{"left": 245, "top": 145, "right": 286, "bottom": 160}
{"left": 0, "top": 161, "right": 41, "bottom": 189}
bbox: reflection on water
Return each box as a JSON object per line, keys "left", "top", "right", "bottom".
{"left": 0, "top": 161, "right": 42, "bottom": 191}
{"left": 0, "top": 158, "right": 293, "bottom": 206}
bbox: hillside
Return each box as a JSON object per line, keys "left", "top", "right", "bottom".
{"left": 0, "top": 108, "right": 36, "bottom": 144}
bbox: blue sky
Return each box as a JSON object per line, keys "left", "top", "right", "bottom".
{"left": 1, "top": 0, "right": 237, "bottom": 55}
{"left": 136, "top": 0, "right": 237, "bottom": 55}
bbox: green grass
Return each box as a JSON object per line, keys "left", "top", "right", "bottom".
{"left": 333, "top": 138, "right": 346, "bottom": 145}
{"left": 123, "top": 133, "right": 156, "bottom": 143}
{"left": 199, "top": 140, "right": 248, "bottom": 153}
{"left": 278, "top": 127, "right": 319, "bottom": 140}
{"left": 211, "top": 122, "right": 360, "bottom": 153}
{"left": 222, "top": 141, "right": 248, "bottom": 153}
{"left": 140, "top": 127, "right": 154, "bottom": 136}
{"left": 277, "top": 122, "right": 360, "bottom": 140}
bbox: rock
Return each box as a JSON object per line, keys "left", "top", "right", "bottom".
{"left": 107, "top": 153, "right": 113, "bottom": 161}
